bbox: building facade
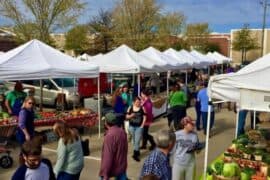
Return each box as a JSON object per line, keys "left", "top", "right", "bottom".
{"left": 230, "top": 28, "right": 270, "bottom": 65}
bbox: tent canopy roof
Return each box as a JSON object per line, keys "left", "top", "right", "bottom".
{"left": 0, "top": 39, "right": 99, "bottom": 80}
{"left": 88, "top": 44, "right": 161, "bottom": 73}
{"left": 208, "top": 53, "right": 270, "bottom": 103}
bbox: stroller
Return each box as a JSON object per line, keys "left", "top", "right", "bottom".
{"left": 0, "top": 143, "right": 13, "bottom": 169}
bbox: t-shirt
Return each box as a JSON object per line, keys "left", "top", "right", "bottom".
{"left": 173, "top": 130, "right": 199, "bottom": 166}
{"left": 6, "top": 90, "right": 27, "bottom": 107}
{"left": 25, "top": 162, "right": 49, "bottom": 180}
{"left": 169, "top": 90, "right": 187, "bottom": 107}
{"left": 197, "top": 88, "right": 213, "bottom": 112}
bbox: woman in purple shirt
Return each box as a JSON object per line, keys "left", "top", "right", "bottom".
{"left": 16, "top": 96, "right": 35, "bottom": 145}
{"left": 140, "top": 89, "right": 156, "bottom": 150}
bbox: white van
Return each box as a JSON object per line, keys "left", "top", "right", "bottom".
{"left": 5, "top": 78, "right": 80, "bottom": 109}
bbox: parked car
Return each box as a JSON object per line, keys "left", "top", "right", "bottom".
{"left": 4, "top": 78, "right": 80, "bottom": 109}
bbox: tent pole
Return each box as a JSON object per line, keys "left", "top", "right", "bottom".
{"left": 166, "top": 71, "right": 170, "bottom": 98}
{"left": 253, "top": 110, "right": 256, "bottom": 129}
{"left": 185, "top": 70, "right": 188, "bottom": 86}
{"left": 203, "top": 97, "right": 212, "bottom": 180}
{"left": 61, "top": 79, "right": 64, "bottom": 111}
{"left": 137, "top": 74, "right": 141, "bottom": 96}
{"left": 98, "top": 75, "right": 101, "bottom": 138}
{"left": 39, "top": 80, "right": 43, "bottom": 112}
{"left": 73, "top": 78, "right": 75, "bottom": 110}
{"left": 235, "top": 107, "right": 240, "bottom": 138}
{"left": 110, "top": 73, "right": 113, "bottom": 94}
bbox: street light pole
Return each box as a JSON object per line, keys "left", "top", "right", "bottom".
{"left": 260, "top": 0, "right": 270, "bottom": 56}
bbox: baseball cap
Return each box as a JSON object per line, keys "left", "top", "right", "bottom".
{"left": 103, "top": 112, "right": 118, "bottom": 125}
{"left": 181, "top": 116, "right": 195, "bottom": 126}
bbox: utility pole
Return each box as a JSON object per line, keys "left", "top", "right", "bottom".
{"left": 260, "top": 0, "right": 270, "bottom": 56}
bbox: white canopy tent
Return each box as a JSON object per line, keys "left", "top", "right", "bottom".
{"left": 190, "top": 50, "right": 217, "bottom": 66}
{"left": 0, "top": 39, "right": 99, "bottom": 80}
{"left": 77, "top": 53, "right": 92, "bottom": 61}
{"left": 88, "top": 44, "right": 162, "bottom": 73}
{"left": 0, "top": 39, "right": 102, "bottom": 137}
{"left": 139, "top": 47, "right": 180, "bottom": 71}
{"left": 203, "top": 53, "right": 270, "bottom": 179}
{"left": 164, "top": 48, "right": 193, "bottom": 68}
{"left": 179, "top": 49, "right": 206, "bottom": 68}
{"left": 213, "top": 51, "right": 231, "bottom": 64}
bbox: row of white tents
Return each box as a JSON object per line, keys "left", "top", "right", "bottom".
{"left": 77, "top": 45, "right": 231, "bottom": 73}
{"left": 1, "top": 39, "right": 269, "bottom": 179}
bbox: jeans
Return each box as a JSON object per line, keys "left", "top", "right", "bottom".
{"left": 201, "top": 111, "right": 215, "bottom": 134}
{"left": 237, "top": 110, "right": 248, "bottom": 137}
{"left": 57, "top": 171, "right": 81, "bottom": 180}
{"left": 129, "top": 126, "right": 143, "bottom": 151}
{"left": 142, "top": 126, "right": 155, "bottom": 147}
{"left": 100, "top": 172, "right": 127, "bottom": 180}
{"left": 195, "top": 101, "right": 201, "bottom": 130}
{"left": 172, "top": 161, "right": 195, "bottom": 180}
{"left": 171, "top": 105, "right": 186, "bottom": 130}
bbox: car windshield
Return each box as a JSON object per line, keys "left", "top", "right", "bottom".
{"left": 53, "top": 78, "right": 75, "bottom": 87}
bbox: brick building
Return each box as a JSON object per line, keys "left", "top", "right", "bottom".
{"left": 207, "top": 33, "right": 230, "bottom": 57}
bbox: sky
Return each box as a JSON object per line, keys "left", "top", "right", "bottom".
{"left": 0, "top": 0, "right": 269, "bottom": 33}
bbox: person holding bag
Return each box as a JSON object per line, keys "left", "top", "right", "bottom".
{"left": 126, "top": 97, "right": 146, "bottom": 162}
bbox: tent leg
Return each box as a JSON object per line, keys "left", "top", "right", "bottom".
{"left": 98, "top": 76, "right": 101, "bottom": 138}
{"left": 110, "top": 73, "right": 113, "bottom": 94}
{"left": 166, "top": 71, "right": 170, "bottom": 98}
{"left": 185, "top": 70, "right": 188, "bottom": 85}
{"left": 73, "top": 78, "right": 76, "bottom": 110}
{"left": 253, "top": 110, "right": 256, "bottom": 129}
{"left": 39, "top": 80, "right": 43, "bottom": 112}
{"left": 137, "top": 74, "right": 141, "bottom": 96}
{"left": 235, "top": 108, "right": 239, "bottom": 138}
{"left": 203, "top": 98, "right": 212, "bottom": 180}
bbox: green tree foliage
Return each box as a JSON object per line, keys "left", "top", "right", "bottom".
{"left": 202, "top": 42, "right": 220, "bottom": 53}
{"left": 88, "top": 9, "right": 114, "bottom": 53}
{"left": 65, "top": 25, "right": 90, "bottom": 56}
{"left": 0, "top": 0, "right": 85, "bottom": 45}
{"left": 157, "top": 12, "right": 186, "bottom": 36}
{"left": 185, "top": 23, "right": 211, "bottom": 51}
{"left": 112, "top": 0, "right": 160, "bottom": 50}
{"left": 232, "top": 24, "right": 259, "bottom": 64}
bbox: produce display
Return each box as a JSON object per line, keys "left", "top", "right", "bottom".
{"left": 0, "top": 108, "right": 98, "bottom": 128}
{"left": 206, "top": 129, "right": 270, "bottom": 180}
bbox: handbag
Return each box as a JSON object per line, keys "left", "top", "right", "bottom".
{"left": 81, "top": 139, "right": 90, "bottom": 156}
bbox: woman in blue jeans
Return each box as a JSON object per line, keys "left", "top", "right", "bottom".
{"left": 126, "top": 97, "right": 146, "bottom": 162}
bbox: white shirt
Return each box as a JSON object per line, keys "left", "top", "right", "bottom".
{"left": 25, "top": 162, "right": 49, "bottom": 180}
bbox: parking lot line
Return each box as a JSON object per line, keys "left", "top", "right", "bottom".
{"left": 42, "top": 147, "right": 101, "bottom": 161}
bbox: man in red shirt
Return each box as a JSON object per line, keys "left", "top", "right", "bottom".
{"left": 99, "top": 112, "right": 128, "bottom": 180}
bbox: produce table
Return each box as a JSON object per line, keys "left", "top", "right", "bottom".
{"left": 0, "top": 110, "right": 98, "bottom": 138}
{"left": 204, "top": 129, "right": 270, "bottom": 180}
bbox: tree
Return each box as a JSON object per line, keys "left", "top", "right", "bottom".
{"left": 185, "top": 23, "right": 211, "bottom": 52}
{"left": 112, "top": 0, "right": 160, "bottom": 50}
{"left": 157, "top": 12, "right": 185, "bottom": 36}
{"left": 65, "top": 25, "right": 90, "bottom": 56}
{"left": 202, "top": 42, "right": 220, "bottom": 53}
{"left": 232, "top": 24, "right": 259, "bottom": 64}
{"left": 88, "top": 9, "right": 114, "bottom": 53}
{"left": 0, "top": 0, "right": 85, "bottom": 44}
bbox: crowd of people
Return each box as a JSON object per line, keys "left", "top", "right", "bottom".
{"left": 4, "top": 65, "right": 250, "bottom": 180}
